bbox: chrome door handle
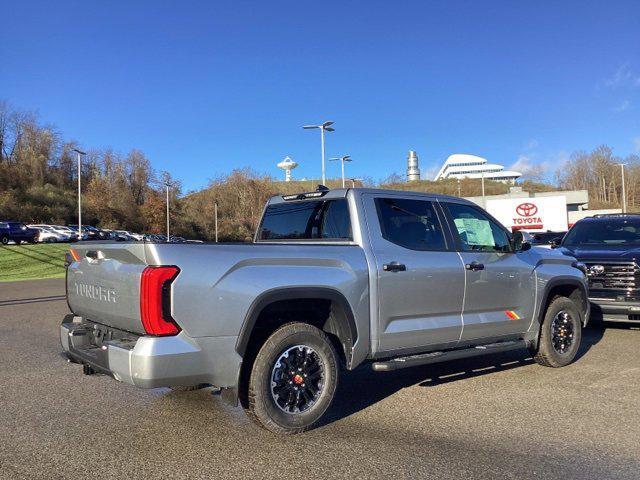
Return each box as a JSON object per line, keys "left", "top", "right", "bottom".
{"left": 465, "top": 261, "right": 484, "bottom": 271}
{"left": 383, "top": 261, "right": 406, "bottom": 272}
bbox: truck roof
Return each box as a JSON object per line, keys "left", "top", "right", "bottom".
{"left": 267, "top": 187, "right": 473, "bottom": 206}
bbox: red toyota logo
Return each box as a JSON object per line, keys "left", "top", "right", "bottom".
{"left": 516, "top": 202, "right": 538, "bottom": 217}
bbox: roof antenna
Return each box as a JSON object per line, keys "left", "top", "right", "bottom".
{"left": 316, "top": 184, "right": 329, "bottom": 192}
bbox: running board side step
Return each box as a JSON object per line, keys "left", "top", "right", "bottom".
{"left": 371, "top": 340, "right": 528, "bottom": 372}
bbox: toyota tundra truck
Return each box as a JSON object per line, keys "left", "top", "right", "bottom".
{"left": 61, "top": 188, "right": 589, "bottom": 434}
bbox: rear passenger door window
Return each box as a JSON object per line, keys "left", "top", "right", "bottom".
{"left": 374, "top": 198, "right": 446, "bottom": 250}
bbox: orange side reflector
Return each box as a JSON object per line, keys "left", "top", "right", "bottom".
{"left": 69, "top": 249, "right": 81, "bottom": 262}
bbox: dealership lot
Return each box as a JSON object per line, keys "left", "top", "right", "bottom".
{"left": 1, "top": 279, "right": 639, "bottom": 480}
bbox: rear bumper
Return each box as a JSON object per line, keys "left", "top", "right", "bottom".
{"left": 589, "top": 298, "right": 640, "bottom": 323}
{"left": 60, "top": 314, "right": 217, "bottom": 388}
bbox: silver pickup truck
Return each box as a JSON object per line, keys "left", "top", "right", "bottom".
{"left": 61, "top": 187, "right": 589, "bottom": 434}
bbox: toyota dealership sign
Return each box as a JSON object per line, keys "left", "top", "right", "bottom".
{"left": 485, "top": 196, "right": 568, "bottom": 232}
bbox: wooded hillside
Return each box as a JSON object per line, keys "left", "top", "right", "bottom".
{"left": 1, "top": 101, "right": 638, "bottom": 241}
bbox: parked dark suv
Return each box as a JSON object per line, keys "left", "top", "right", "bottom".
{"left": 559, "top": 214, "right": 640, "bottom": 323}
{"left": 0, "top": 221, "right": 39, "bottom": 245}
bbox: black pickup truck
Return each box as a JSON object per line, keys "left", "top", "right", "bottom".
{"left": 559, "top": 214, "right": 640, "bottom": 324}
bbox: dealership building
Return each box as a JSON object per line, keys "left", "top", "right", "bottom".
{"left": 433, "top": 154, "right": 522, "bottom": 184}
{"left": 466, "top": 187, "right": 588, "bottom": 212}
{"left": 464, "top": 187, "right": 616, "bottom": 232}
{"left": 405, "top": 150, "right": 614, "bottom": 232}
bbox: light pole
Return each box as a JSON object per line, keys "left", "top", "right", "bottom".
{"left": 618, "top": 163, "right": 627, "bottom": 213}
{"left": 165, "top": 181, "right": 170, "bottom": 242}
{"left": 72, "top": 148, "right": 86, "bottom": 239}
{"left": 481, "top": 171, "right": 486, "bottom": 208}
{"left": 348, "top": 178, "right": 361, "bottom": 188}
{"left": 214, "top": 202, "right": 219, "bottom": 243}
{"left": 330, "top": 155, "right": 352, "bottom": 188}
{"left": 303, "top": 121, "right": 334, "bottom": 185}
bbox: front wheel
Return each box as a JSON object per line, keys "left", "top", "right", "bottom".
{"left": 246, "top": 322, "right": 339, "bottom": 434}
{"left": 0, "top": 235, "right": 8, "bottom": 245}
{"left": 531, "top": 296, "right": 582, "bottom": 368}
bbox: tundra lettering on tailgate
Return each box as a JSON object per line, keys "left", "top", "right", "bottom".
{"left": 75, "top": 282, "right": 117, "bottom": 303}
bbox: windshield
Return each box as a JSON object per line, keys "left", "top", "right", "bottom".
{"left": 563, "top": 219, "right": 640, "bottom": 246}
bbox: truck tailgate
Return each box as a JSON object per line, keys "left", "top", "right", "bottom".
{"left": 66, "top": 243, "right": 149, "bottom": 334}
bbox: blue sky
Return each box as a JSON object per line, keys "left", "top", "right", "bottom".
{"left": 2, "top": 1, "right": 639, "bottom": 191}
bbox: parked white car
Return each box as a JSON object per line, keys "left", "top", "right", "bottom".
{"left": 28, "top": 225, "right": 69, "bottom": 243}
{"left": 49, "top": 225, "right": 78, "bottom": 241}
{"left": 116, "top": 230, "right": 143, "bottom": 241}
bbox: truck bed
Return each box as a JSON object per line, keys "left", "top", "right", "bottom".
{"left": 66, "top": 241, "right": 370, "bottom": 338}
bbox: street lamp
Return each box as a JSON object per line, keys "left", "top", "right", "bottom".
{"left": 348, "top": 178, "right": 361, "bottom": 188}
{"left": 329, "top": 155, "right": 352, "bottom": 188}
{"left": 618, "top": 163, "right": 627, "bottom": 213}
{"left": 214, "top": 202, "right": 219, "bottom": 243}
{"left": 164, "top": 181, "right": 170, "bottom": 242}
{"left": 302, "top": 121, "right": 334, "bottom": 186}
{"left": 72, "top": 148, "right": 86, "bottom": 239}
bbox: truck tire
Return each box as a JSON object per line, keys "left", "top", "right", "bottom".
{"left": 531, "top": 296, "right": 582, "bottom": 368}
{"left": 246, "top": 322, "right": 339, "bottom": 434}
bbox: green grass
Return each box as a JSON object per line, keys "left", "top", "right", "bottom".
{"left": 0, "top": 243, "right": 69, "bottom": 282}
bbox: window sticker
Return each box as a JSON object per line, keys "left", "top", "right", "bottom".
{"left": 454, "top": 218, "right": 494, "bottom": 246}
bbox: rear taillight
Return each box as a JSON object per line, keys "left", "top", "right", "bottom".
{"left": 140, "top": 266, "right": 180, "bottom": 336}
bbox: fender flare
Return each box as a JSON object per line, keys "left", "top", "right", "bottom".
{"left": 235, "top": 286, "right": 359, "bottom": 364}
{"left": 537, "top": 276, "right": 589, "bottom": 326}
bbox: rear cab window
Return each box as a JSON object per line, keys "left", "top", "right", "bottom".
{"left": 258, "top": 199, "right": 352, "bottom": 241}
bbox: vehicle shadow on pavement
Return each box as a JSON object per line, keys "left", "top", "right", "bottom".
{"left": 320, "top": 325, "right": 605, "bottom": 428}
{"left": 0, "top": 295, "right": 67, "bottom": 307}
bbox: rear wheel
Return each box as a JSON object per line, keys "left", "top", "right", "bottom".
{"left": 246, "top": 322, "right": 339, "bottom": 434}
{"left": 531, "top": 296, "right": 582, "bottom": 367}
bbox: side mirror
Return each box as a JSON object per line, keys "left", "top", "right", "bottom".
{"left": 550, "top": 237, "right": 562, "bottom": 248}
{"left": 512, "top": 230, "right": 531, "bottom": 252}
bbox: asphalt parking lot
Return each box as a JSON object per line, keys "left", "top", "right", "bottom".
{"left": 1, "top": 279, "right": 639, "bottom": 479}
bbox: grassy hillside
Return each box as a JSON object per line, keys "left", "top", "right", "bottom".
{"left": 0, "top": 243, "right": 69, "bottom": 282}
